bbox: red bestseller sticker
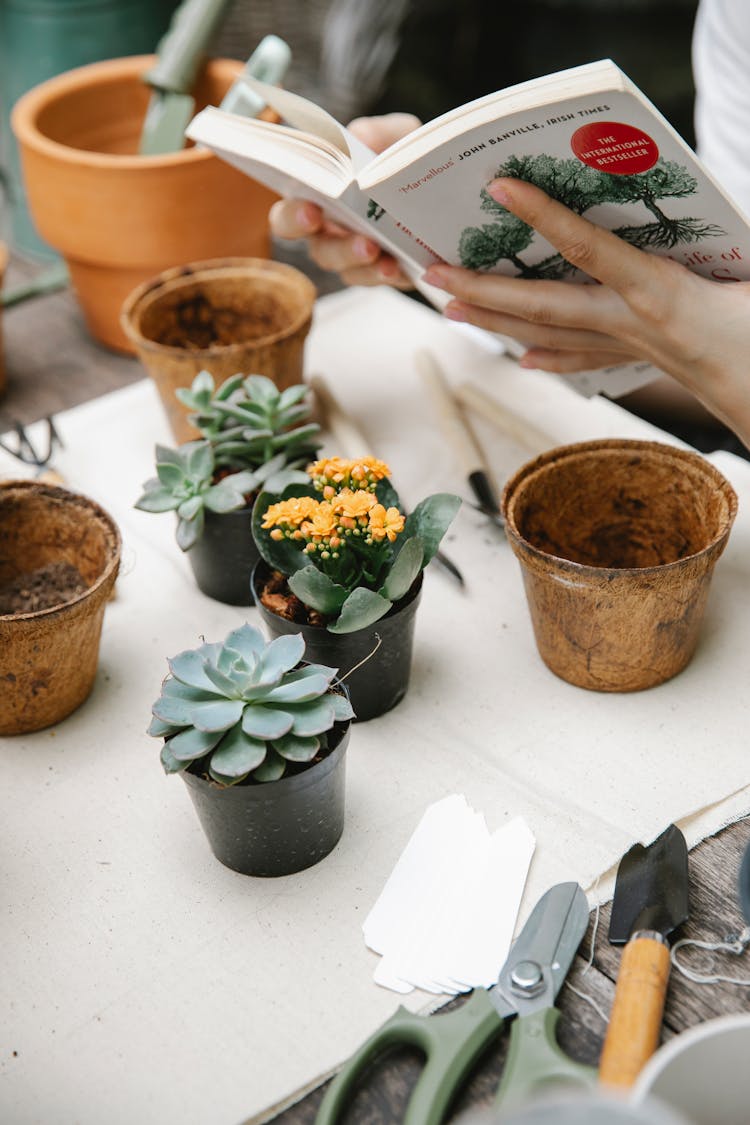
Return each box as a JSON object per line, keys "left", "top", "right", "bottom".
{"left": 571, "top": 121, "right": 659, "bottom": 175}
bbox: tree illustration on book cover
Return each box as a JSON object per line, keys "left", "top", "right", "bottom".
{"left": 459, "top": 152, "right": 727, "bottom": 277}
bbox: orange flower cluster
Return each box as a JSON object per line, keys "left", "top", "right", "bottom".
{"left": 261, "top": 487, "right": 405, "bottom": 557}
{"left": 307, "top": 456, "right": 391, "bottom": 498}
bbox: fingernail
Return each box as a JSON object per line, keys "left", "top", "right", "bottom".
{"left": 487, "top": 180, "right": 513, "bottom": 208}
{"left": 443, "top": 302, "right": 467, "bottom": 323}
{"left": 353, "top": 236, "right": 377, "bottom": 261}
{"left": 423, "top": 267, "right": 449, "bottom": 290}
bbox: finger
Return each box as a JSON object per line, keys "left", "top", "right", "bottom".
{"left": 307, "top": 232, "right": 381, "bottom": 273}
{"left": 269, "top": 198, "right": 323, "bottom": 240}
{"left": 348, "top": 113, "right": 422, "bottom": 153}
{"left": 443, "top": 300, "right": 632, "bottom": 354}
{"left": 339, "top": 263, "right": 413, "bottom": 289}
{"left": 424, "top": 263, "right": 625, "bottom": 332}
{"left": 486, "top": 178, "right": 661, "bottom": 297}
{"left": 520, "top": 347, "right": 640, "bottom": 374}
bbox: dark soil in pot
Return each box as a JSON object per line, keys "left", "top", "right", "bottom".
{"left": 0, "top": 561, "right": 88, "bottom": 614}
{"left": 181, "top": 720, "right": 350, "bottom": 877}
{"left": 252, "top": 562, "right": 423, "bottom": 722}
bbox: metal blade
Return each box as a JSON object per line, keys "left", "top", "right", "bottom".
{"left": 490, "top": 882, "right": 589, "bottom": 1018}
{"left": 738, "top": 839, "right": 750, "bottom": 926}
{"left": 609, "top": 824, "right": 688, "bottom": 944}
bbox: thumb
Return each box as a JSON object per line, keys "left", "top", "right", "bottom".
{"left": 347, "top": 113, "right": 422, "bottom": 154}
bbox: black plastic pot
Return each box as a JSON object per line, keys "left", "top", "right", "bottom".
{"left": 186, "top": 506, "right": 259, "bottom": 605}
{"left": 181, "top": 721, "right": 350, "bottom": 877}
{"left": 252, "top": 561, "right": 423, "bottom": 721}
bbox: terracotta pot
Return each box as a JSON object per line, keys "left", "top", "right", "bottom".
{"left": 501, "top": 439, "right": 737, "bottom": 692}
{"left": 10, "top": 55, "right": 278, "bottom": 353}
{"left": 0, "top": 480, "right": 121, "bottom": 734}
{"left": 0, "top": 241, "right": 8, "bottom": 396}
{"left": 121, "top": 258, "right": 316, "bottom": 444}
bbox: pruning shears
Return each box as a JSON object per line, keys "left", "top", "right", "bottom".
{"left": 316, "top": 882, "right": 596, "bottom": 1125}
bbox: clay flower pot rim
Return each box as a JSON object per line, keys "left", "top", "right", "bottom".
{"left": 120, "top": 257, "right": 317, "bottom": 359}
{"left": 10, "top": 54, "right": 237, "bottom": 172}
{"left": 501, "top": 437, "right": 738, "bottom": 578}
{"left": 0, "top": 480, "right": 122, "bottom": 622}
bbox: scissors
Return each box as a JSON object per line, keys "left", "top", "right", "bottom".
{"left": 316, "top": 882, "right": 596, "bottom": 1124}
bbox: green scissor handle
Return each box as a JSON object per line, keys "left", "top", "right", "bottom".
{"left": 315, "top": 989, "right": 503, "bottom": 1125}
{"left": 495, "top": 1007, "right": 597, "bottom": 1112}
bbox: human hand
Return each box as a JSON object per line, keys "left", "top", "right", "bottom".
{"left": 422, "top": 177, "right": 750, "bottom": 448}
{"left": 269, "top": 113, "right": 421, "bottom": 288}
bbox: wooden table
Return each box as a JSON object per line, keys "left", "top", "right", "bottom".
{"left": 3, "top": 251, "right": 749, "bottom": 1125}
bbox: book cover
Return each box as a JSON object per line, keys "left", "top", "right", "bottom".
{"left": 188, "top": 64, "right": 750, "bottom": 398}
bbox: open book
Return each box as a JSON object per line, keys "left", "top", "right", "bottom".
{"left": 187, "top": 60, "right": 750, "bottom": 398}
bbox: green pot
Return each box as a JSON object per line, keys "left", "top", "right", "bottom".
{"left": 0, "top": 0, "right": 177, "bottom": 258}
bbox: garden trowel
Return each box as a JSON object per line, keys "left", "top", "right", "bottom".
{"left": 139, "top": 0, "right": 232, "bottom": 156}
{"left": 599, "top": 824, "right": 688, "bottom": 1089}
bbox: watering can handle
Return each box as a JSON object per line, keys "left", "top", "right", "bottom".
{"left": 144, "top": 0, "right": 233, "bottom": 95}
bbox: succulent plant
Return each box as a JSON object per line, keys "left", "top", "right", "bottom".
{"left": 135, "top": 440, "right": 266, "bottom": 550}
{"left": 176, "top": 371, "right": 321, "bottom": 473}
{"left": 148, "top": 623, "right": 355, "bottom": 785}
{"left": 253, "top": 457, "right": 461, "bottom": 634}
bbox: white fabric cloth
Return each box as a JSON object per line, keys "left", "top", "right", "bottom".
{"left": 2, "top": 287, "right": 750, "bottom": 1125}
{"left": 693, "top": 0, "right": 750, "bottom": 216}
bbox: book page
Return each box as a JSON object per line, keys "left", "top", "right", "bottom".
{"left": 358, "top": 85, "right": 750, "bottom": 396}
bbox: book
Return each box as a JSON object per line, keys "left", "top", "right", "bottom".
{"left": 187, "top": 60, "right": 750, "bottom": 398}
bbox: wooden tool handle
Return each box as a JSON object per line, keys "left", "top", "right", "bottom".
{"left": 454, "top": 381, "right": 554, "bottom": 456}
{"left": 307, "top": 373, "right": 369, "bottom": 457}
{"left": 415, "top": 350, "right": 485, "bottom": 476}
{"left": 599, "top": 934, "right": 671, "bottom": 1089}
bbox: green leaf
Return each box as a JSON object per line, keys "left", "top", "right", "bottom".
{"left": 328, "top": 588, "right": 392, "bottom": 634}
{"left": 401, "top": 494, "right": 461, "bottom": 566}
{"left": 160, "top": 741, "right": 185, "bottom": 774}
{"left": 156, "top": 461, "right": 186, "bottom": 490}
{"left": 277, "top": 384, "right": 309, "bottom": 410}
{"left": 168, "top": 726, "right": 223, "bottom": 762}
{"left": 375, "top": 478, "right": 401, "bottom": 510}
{"left": 154, "top": 444, "right": 184, "bottom": 467}
{"left": 202, "top": 662, "right": 241, "bottom": 697}
{"left": 252, "top": 747, "right": 287, "bottom": 782}
{"left": 190, "top": 699, "right": 244, "bottom": 732}
{"left": 241, "top": 704, "right": 294, "bottom": 740}
{"left": 161, "top": 677, "right": 221, "bottom": 702}
{"left": 272, "top": 733, "right": 320, "bottom": 762}
{"left": 287, "top": 697, "right": 336, "bottom": 736}
{"left": 245, "top": 374, "right": 278, "bottom": 403}
{"left": 134, "top": 487, "right": 178, "bottom": 513}
{"left": 148, "top": 715, "right": 183, "bottom": 738}
{"left": 329, "top": 692, "right": 355, "bottom": 722}
{"left": 151, "top": 695, "right": 194, "bottom": 726}
{"left": 210, "top": 725, "right": 267, "bottom": 777}
{"left": 381, "top": 536, "right": 423, "bottom": 601}
{"left": 185, "top": 441, "right": 214, "bottom": 482}
{"left": 216, "top": 373, "right": 244, "bottom": 400}
{"left": 288, "top": 567, "right": 349, "bottom": 615}
{"left": 203, "top": 483, "right": 246, "bottom": 514}
{"left": 224, "top": 623, "right": 265, "bottom": 665}
{"left": 253, "top": 633, "right": 305, "bottom": 685}
{"left": 168, "top": 649, "right": 221, "bottom": 691}
{"left": 177, "top": 495, "right": 203, "bottom": 521}
{"left": 263, "top": 672, "right": 332, "bottom": 704}
{"left": 176, "top": 509, "right": 203, "bottom": 551}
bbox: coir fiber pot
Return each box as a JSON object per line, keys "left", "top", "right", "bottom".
{"left": 0, "top": 242, "right": 8, "bottom": 395}
{"left": 181, "top": 719, "right": 350, "bottom": 877}
{"left": 186, "top": 506, "right": 259, "bottom": 606}
{"left": 501, "top": 439, "right": 737, "bottom": 693}
{"left": 252, "top": 561, "right": 423, "bottom": 721}
{"left": 121, "top": 258, "right": 317, "bottom": 444}
{"left": 0, "top": 480, "right": 121, "bottom": 734}
{"left": 10, "top": 56, "right": 278, "bottom": 352}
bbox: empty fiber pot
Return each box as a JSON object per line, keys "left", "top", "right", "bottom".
{"left": 11, "top": 56, "right": 278, "bottom": 352}
{"left": 501, "top": 439, "right": 737, "bottom": 692}
{"left": 121, "top": 257, "right": 317, "bottom": 443}
{"left": 0, "top": 480, "right": 121, "bottom": 734}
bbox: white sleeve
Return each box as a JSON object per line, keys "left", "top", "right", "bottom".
{"left": 693, "top": 0, "right": 750, "bottom": 217}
